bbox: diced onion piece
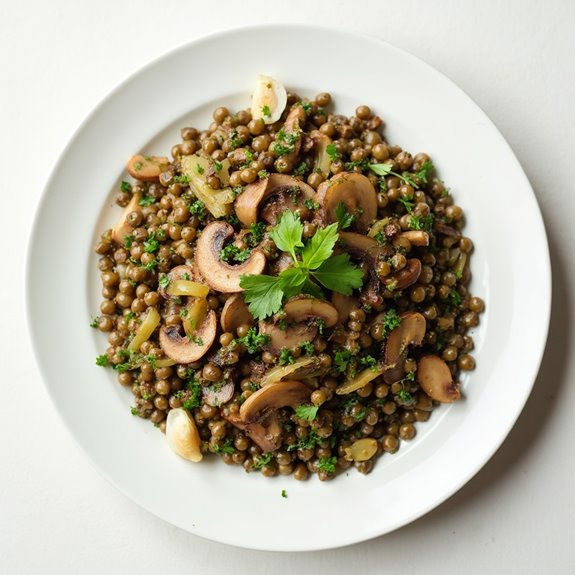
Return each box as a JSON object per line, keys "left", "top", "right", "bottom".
{"left": 335, "top": 366, "right": 384, "bottom": 395}
{"left": 182, "top": 297, "right": 208, "bottom": 336}
{"left": 128, "top": 307, "right": 160, "bottom": 352}
{"left": 251, "top": 75, "right": 287, "bottom": 125}
{"left": 367, "top": 218, "right": 390, "bottom": 238}
{"left": 344, "top": 438, "right": 378, "bottom": 462}
{"left": 180, "top": 155, "right": 235, "bottom": 218}
{"left": 166, "top": 279, "right": 209, "bottom": 298}
{"left": 166, "top": 408, "right": 203, "bottom": 462}
{"left": 155, "top": 358, "right": 176, "bottom": 368}
{"left": 260, "top": 357, "right": 316, "bottom": 386}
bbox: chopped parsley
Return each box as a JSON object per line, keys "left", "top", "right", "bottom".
{"left": 123, "top": 234, "right": 135, "bottom": 249}
{"left": 189, "top": 200, "right": 207, "bottom": 220}
{"left": 139, "top": 195, "right": 155, "bottom": 207}
{"left": 234, "top": 326, "right": 271, "bottom": 354}
{"left": 317, "top": 456, "right": 338, "bottom": 474}
{"left": 183, "top": 379, "right": 203, "bottom": 410}
{"left": 252, "top": 452, "right": 274, "bottom": 470}
{"left": 304, "top": 198, "right": 320, "bottom": 211}
{"left": 158, "top": 274, "right": 170, "bottom": 289}
{"left": 281, "top": 489, "right": 288, "bottom": 498}
{"left": 279, "top": 348, "right": 295, "bottom": 366}
{"left": 334, "top": 349, "right": 354, "bottom": 373}
{"left": 246, "top": 221, "right": 266, "bottom": 246}
{"left": 335, "top": 202, "right": 356, "bottom": 230}
{"left": 188, "top": 335, "right": 204, "bottom": 345}
{"left": 95, "top": 354, "right": 108, "bottom": 366}
{"left": 258, "top": 169, "right": 269, "bottom": 180}
{"left": 172, "top": 174, "right": 190, "bottom": 184}
{"left": 294, "top": 404, "right": 319, "bottom": 422}
{"left": 143, "top": 231, "right": 160, "bottom": 253}
{"left": 261, "top": 104, "right": 271, "bottom": 117}
{"left": 380, "top": 308, "right": 402, "bottom": 338}
{"left": 219, "top": 244, "right": 251, "bottom": 264}
{"left": 325, "top": 143, "right": 340, "bottom": 162}
{"left": 90, "top": 316, "right": 100, "bottom": 328}
{"left": 299, "top": 340, "right": 315, "bottom": 355}
{"left": 120, "top": 181, "right": 132, "bottom": 193}
{"left": 287, "top": 429, "right": 322, "bottom": 452}
{"left": 409, "top": 214, "right": 434, "bottom": 232}
{"left": 273, "top": 129, "right": 300, "bottom": 157}
{"left": 195, "top": 164, "right": 205, "bottom": 175}
{"left": 211, "top": 438, "right": 236, "bottom": 455}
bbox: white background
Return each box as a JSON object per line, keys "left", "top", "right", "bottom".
{"left": 2, "top": 0, "right": 574, "bottom": 573}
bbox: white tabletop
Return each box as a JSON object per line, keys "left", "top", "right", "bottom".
{"left": 3, "top": 0, "right": 574, "bottom": 572}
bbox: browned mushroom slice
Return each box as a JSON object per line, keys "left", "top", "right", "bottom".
{"left": 383, "top": 258, "right": 422, "bottom": 291}
{"left": 383, "top": 312, "right": 426, "bottom": 384}
{"left": 224, "top": 412, "right": 282, "bottom": 452}
{"left": 310, "top": 130, "right": 332, "bottom": 179}
{"left": 234, "top": 174, "right": 316, "bottom": 226}
{"left": 331, "top": 292, "right": 359, "bottom": 324}
{"left": 159, "top": 309, "right": 217, "bottom": 363}
{"left": 338, "top": 232, "right": 392, "bottom": 306}
{"left": 418, "top": 355, "right": 461, "bottom": 403}
{"left": 279, "top": 105, "right": 306, "bottom": 166}
{"left": 399, "top": 230, "right": 430, "bottom": 246}
{"left": 158, "top": 265, "right": 195, "bottom": 299}
{"left": 283, "top": 297, "right": 338, "bottom": 327}
{"left": 316, "top": 172, "right": 377, "bottom": 233}
{"left": 239, "top": 380, "right": 311, "bottom": 423}
{"left": 259, "top": 320, "right": 317, "bottom": 353}
{"left": 195, "top": 221, "right": 266, "bottom": 293}
{"left": 436, "top": 222, "right": 461, "bottom": 239}
{"left": 112, "top": 191, "right": 141, "bottom": 244}
{"left": 203, "top": 380, "right": 235, "bottom": 407}
{"left": 127, "top": 155, "right": 169, "bottom": 181}
{"left": 220, "top": 293, "right": 253, "bottom": 333}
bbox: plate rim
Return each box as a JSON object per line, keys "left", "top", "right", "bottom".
{"left": 26, "top": 23, "right": 552, "bottom": 551}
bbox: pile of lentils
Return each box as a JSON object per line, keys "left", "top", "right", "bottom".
{"left": 92, "top": 88, "right": 484, "bottom": 481}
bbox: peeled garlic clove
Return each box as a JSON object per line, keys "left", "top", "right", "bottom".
{"left": 166, "top": 408, "right": 203, "bottom": 462}
{"left": 251, "top": 75, "right": 287, "bottom": 124}
{"left": 344, "top": 438, "right": 378, "bottom": 462}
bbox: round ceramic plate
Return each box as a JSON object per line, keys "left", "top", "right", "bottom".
{"left": 27, "top": 25, "right": 551, "bottom": 551}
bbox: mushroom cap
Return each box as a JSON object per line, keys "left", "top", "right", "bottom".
{"left": 383, "top": 311, "right": 426, "bottom": 384}
{"left": 127, "top": 155, "right": 169, "bottom": 181}
{"left": 239, "top": 379, "right": 311, "bottom": 423}
{"left": 159, "top": 309, "right": 217, "bottom": 364}
{"left": 112, "top": 192, "right": 141, "bottom": 244}
{"left": 224, "top": 412, "right": 283, "bottom": 452}
{"left": 195, "top": 221, "right": 266, "bottom": 293}
{"left": 383, "top": 258, "right": 422, "bottom": 291}
{"left": 258, "top": 320, "right": 317, "bottom": 353}
{"left": 202, "top": 380, "right": 235, "bottom": 407}
{"left": 316, "top": 172, "right": 378, "bottom": 233}
{"left": 418, "top": 355, "right": 461, "bottom": 403}
{"left": 283, "top": 297, "right": 338, "bottom": 328}
{"left": 220, "top": 293, "right": 253, "bottom": 333}
{"left": 234, "top": 174, "right": 316, "bottom": 227}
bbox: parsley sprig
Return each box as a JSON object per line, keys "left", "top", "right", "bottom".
{"left": 239, "top": 212, "right": 363, "bottom": 320}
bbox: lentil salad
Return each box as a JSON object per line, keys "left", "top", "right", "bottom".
{"left": 92, "top": 76, "right": 484, "bottom": 481}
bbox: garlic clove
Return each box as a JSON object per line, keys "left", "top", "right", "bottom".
{"left": 251, "top": 75, "right": 287, "bottom": 125}
{"left": 166, "top": 408, "right": 203, "bottom": 462}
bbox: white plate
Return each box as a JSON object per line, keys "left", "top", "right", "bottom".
{"left": 26, "top": 25, "right": 551, "bottom": 551}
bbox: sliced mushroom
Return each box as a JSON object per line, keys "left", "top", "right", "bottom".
{"left": 159, "top": 309, "right": 217, "bottom": 363}
{"left": 239, "top": 379, "right": 311, "bottom": 423}
{"left": 220, "top": 293, "right": 253, "bottom": 333}
{"left": 195, "top": 221, "right": 266, "bottom": 293}
{"left": 418, "top": 355, "right": 461, "bottom": 403}
{"left": 166, "top": 408, "right": 202, "bottom": 462}
{"left": 335, "top": 366, "right": 385, "bottom": 395}
{"left": 338, "top": 232, "right": 392, "bottom": 306}
{"left": 316, "top": 172, "right": 377, "bottom": 233}
{"left": 224, "top": 412, "right": 282, "bottom": 452}
{"left": 331, "top": 292, "right": 359, "bottom": 324}
{"left": 436, "top": 222, "right": 461, "bottom": 239}
{"left": 234, "top": 174, "right": 316, "bottom": 226}
{"left": 383, "top": 312, "right": 426, "bottom": 384}
{"left": 384, "top": 259, "right": 422, "bottom": 291}
{"left": 202, "top": 380, "right": 235, "bottom": 407}
{"left": 112, "top": 191, "right": 141, "bottom": 244}
{"left": 259, "top": 320, "right": 317, "bottom": 353}
{"left": 283, "top": 297, "right": 338, "bottom": 327}
{"left": 310, "top": 130, "right": 332, "bottom": 179}
{"left": 127, "top": 155, "right": 169, "bottom": 181}
{"left": 399, "top": 230, "right": 430, "bottom": 246}
{"left": 279, "top": 105, "right": 306, "bottom": 166}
